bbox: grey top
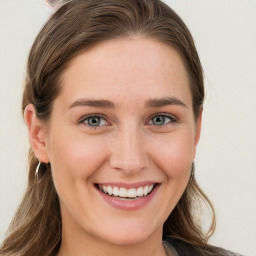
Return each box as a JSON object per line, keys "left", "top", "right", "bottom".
{"left": 163, "top": 240, "right": 179, "bottom": 256}
{"left": 163, "top": 237, "right": 244, "bottom": 256}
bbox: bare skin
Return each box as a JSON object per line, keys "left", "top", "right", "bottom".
{"left": 25, "top": 37, "right": 201, "bottom": 256}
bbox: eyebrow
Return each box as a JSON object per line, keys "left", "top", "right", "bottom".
{"left": 69, "top": 98, "right": 115, "bottom": 109}
{"left": 69, "top": 96, "right": 187, "bottom": 109}
{"left": 145, "top": 97, "right": 187, "bottom": 108}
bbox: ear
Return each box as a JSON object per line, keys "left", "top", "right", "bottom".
{"left": 24, "top": 104, "right": 50, "bottom": 163}
{"left": 193, "top": 109, "right": 203, "bottom": 154}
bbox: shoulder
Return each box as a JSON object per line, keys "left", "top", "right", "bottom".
{"left": 163, "top": 236, "right": 244, "bottom": 256}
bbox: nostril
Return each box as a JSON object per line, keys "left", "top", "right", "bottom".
{"left": 109, "top": 159, "right": 148, "bottom": 173}
{"left": 109, "top": 131, "right": 148, "bottom": 173}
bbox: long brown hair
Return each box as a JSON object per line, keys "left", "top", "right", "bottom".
{"left": 1, "top": 0, "right": 216, "bottom": 255}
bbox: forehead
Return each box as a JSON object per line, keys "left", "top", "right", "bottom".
{"left": 58, "top": 37, "right": 192, "bottom": 108}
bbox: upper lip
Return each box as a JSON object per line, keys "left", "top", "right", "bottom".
{"left": 95, "top": 181, "right": 159, "bottom": 189}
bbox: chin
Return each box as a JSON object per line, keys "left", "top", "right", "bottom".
{"left": 105, "top": 233, "right": 150, "bottom": 246}
{"left": 99, "top": 224, "right": 159, "bottom": 246}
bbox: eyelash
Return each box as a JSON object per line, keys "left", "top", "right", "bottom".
{"left": 79, "top": 114, "right": 110, "bottom": 128}
{"left": 147, "top": 113, "right": 177, "bottom": 127}
{"left": 79, "top": 113, "right": 177, "bottom": 128}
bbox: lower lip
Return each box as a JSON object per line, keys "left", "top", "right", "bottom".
{"left": 96, "top": 185, "right": 160, "bottom": 211}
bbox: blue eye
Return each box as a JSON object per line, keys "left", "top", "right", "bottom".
{"left": 148, "top": 115, "right": 176, "bottom": 126}
{"left": 81, "top": 115, "right": 109, "bottom": 127}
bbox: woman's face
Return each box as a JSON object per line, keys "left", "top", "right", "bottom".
{"left": 42, "top": 38, "right": 201, "bottom": 245}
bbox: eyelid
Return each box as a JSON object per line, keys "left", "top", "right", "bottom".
{"left": 146, "top": 112, "right": 177, "bottom": 125}
{"left": 78, "top": 112, "right": 177, "bottom": 128}
{"left": 79, "top": 114, "right": 111, "bottom": 127}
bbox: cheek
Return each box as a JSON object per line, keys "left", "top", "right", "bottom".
{"left": 149, "top": 131, "right": 195, "bottom": 178}
{"left": 46, "top": 130, "right": 109, "bottom": 184}
{"left": 146, "top": 131, "right": 195, "bottom": 220}
{"left": 46, "top": 131, "right": 110, "bottom": 217}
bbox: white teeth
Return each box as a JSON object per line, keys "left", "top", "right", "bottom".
{"left": 143, "top": 185, "right": 149, "bottom": 196}
{"left": 119, "top": 187, "right": 128, "bottom": 197}
{"left": 107, "top": 186, "right": 113, "bottom": 196}
{"left": 127, "top": 188, "right": 137, "bottom": 198}
{"left": 113, "top": 187, "right": 119, "bottom": 196}
{"left": 136, "top": 187, "right": 144, "bottom": 197}
{"left": 100, "top": 184, "right": 155, "bottom": 198}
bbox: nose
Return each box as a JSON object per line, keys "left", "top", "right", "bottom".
{"left": 109, "top": 125, "right": 149, "bottom": 174}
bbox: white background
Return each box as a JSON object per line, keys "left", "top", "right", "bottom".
{"left": 0, "top": 1, "right": 255, "bottom": 255}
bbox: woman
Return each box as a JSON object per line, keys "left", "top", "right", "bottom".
{"left": 0, "top": 0, "right": 244, "bottom": 255}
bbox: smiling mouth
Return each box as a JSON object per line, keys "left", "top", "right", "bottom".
{"left": 96, "top": 184, "right": 157, "bottom": 200}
